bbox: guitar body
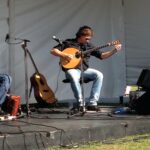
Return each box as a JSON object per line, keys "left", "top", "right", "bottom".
{"left": 21, "top": 42, "right": 57, "bottom": 105}
{"left": 60, "top": 47, "right": 81, "bottom": 69}
{"left": 30, "top": 73, "right": 57, "bottom": 104}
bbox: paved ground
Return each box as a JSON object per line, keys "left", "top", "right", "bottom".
{"left": 0, "top": 106, "right": 150, "bottom": 150}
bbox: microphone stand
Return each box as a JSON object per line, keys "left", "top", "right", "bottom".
{"left": 5, "top": 35, "right": 31, "bottom": 117}
{"left": 79, "top": 49, "right": 86, "bottom": 114}
{"left": 21, "top": 40, "right": 30, "bottom": 117}
{"left": 67, "top": 46, "right": 86, "bottom": 118}
{"left": 52, "top": 37, "right": 88, "bottom": 116}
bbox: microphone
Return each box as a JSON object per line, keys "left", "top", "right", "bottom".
{"left": 23, "top": 39, "right": 30, "bottom": 42}
{"left": 5, "top": 34, "right": 30, "bottom": 43}
{"left": 52, "top": 36, "right": 62, "bottom": 44}
{"left": 5, "top": 34, "right": 9, "bottom": 42}
{"left": 15, "top": 38, "right": 30, "bottom": 43}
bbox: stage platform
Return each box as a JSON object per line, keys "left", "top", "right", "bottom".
{"left": 0, "top": 105, "right": 150, "bottom": 150}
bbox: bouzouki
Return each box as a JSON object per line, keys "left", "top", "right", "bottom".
{"left": 21, "top": 43, "right": 57, "bottom": 104}
{"left": 60, "top": 40, "right": 121, "bottom": 69}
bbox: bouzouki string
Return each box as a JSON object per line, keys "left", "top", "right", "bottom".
{"left": 82, "top": 40, "right": 120, "bottom": 55}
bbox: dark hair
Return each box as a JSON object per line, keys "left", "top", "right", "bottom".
{"left": 76, "top": 25, "right": 93, "bottom": 38}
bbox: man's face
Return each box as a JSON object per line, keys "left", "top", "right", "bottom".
{"left": 78, "top": 35, "right": 92, "bottom": 44}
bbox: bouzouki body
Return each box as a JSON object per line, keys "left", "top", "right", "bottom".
{"left": 60, "top": 40, "right": 121, "bottom": 69}
{"left": 60, "top": 47, "right": 81, "bottom": 69}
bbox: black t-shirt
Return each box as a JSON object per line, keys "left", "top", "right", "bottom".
{"left": 53, "top": 38, "right": 102, "bottom": 71}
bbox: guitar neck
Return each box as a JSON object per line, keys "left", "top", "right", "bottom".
{"left": 83, "top": 43, "right": 110, "bottom": 55}
{"left": 25, "top": 47, "right": 39, "bottom": 73}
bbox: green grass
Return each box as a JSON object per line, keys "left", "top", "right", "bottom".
{"left": 45, "top": 133, "right": 150, "bottom": 150}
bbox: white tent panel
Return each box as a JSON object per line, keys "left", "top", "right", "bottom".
{"left": 0, "top": 0, "right": 9, "bottom": 73}
{"left": 1, "top": 0, "right": 126, "bottom": 104}
{"left": 124, "top": 0, "right": 150, "bottom": 84}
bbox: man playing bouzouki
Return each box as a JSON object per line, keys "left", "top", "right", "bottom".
{"left": 51, "top": 25, "right": 122, "bottom": 111}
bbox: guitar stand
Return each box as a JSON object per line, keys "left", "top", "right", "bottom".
{"left": 67, "top": 105, "right": 85, "bottom": 118}
{"left": 67, "top": 104, "right": 101, "bottom": 119}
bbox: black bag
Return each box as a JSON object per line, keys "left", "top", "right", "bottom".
{"left": 129, "top": 91, "right": 150, "bottom": 115}
{"left": 137, "top": 69, "right": 150, "bottom": 91}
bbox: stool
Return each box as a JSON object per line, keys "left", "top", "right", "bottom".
{"left": 62, "top": 78, "right": 100, "bottom": 112}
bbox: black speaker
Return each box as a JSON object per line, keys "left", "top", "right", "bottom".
{"left": 129, "top": 91, "right": 150, "bottom": 115}
{"left": 137, "top": 69, "right": 150, "bottom": 91}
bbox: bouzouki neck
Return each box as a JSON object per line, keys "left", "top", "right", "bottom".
{"left": 83, "top": 40, "right": 121, "bottom": 55}
{"left": 60, "top": 40, "right": 121, "bottom": 69}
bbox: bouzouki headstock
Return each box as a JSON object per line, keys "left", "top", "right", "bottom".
{"left": 108, "top": 40, "right": 121, "bottom": 46}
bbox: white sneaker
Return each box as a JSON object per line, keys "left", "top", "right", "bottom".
{"left": 88, "top": 101, "right": 97, "bottom": 106}
{"left": 79, "top": 101, "right": 85, "bottom": 107}
{"left": 78, "top": 98, "right": 85, "bottom": 106}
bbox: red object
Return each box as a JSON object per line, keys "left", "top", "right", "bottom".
{"left": 7, "top": 95, "right": 20, "bottom": 116}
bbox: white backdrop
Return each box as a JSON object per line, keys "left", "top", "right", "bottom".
{"left": 124, "top": 0, "right": 150, "bottom": 84}
{"left": 3, "top": 0, "right": 149, "bottom": 104}
{"left": 0, "top": 0, "right": 9, "bottom": 74}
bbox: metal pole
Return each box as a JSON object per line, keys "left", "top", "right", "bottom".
{"left": 8, "top": 0, "right": 15, "bottom": 92}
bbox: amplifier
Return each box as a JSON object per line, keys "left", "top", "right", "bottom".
{"left": 137, "top": 69, "right": 150, "bottom": 91}
{"left": 7, "top": 95, "right": 20, "bottom": 116}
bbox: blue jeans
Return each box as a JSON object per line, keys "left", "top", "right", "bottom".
{"left": 66, "top": 68, "right": 103, "bottom": 106}
{"left": 0, "top": 74, "right": 12, "bottom": 105}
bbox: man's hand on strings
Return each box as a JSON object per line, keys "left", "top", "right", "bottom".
{"left": 114, "top": 43, "right": 122, "bottom": 52}
{"left": 62, "top": 53, "right": 73, "bottom": 62}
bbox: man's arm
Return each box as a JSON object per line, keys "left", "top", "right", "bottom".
{"left": 101, "top": 44, "right": 122, "bottom": 59}
{"left": 51, "top": 48, "right": 65, "bottom": 57}
{"left": 51, "top": 48, "right": 73, "bottom": 62}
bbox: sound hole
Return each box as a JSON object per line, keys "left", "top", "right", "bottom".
{"left": 75, "top": 52, "right": 80, "bottom": 58}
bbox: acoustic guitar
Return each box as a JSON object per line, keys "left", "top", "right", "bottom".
{"left": 60, "top": 40, "right": 121, "bottom": 69}
{"left": 21, "top": 43, "right": 57, "bottom": 104}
